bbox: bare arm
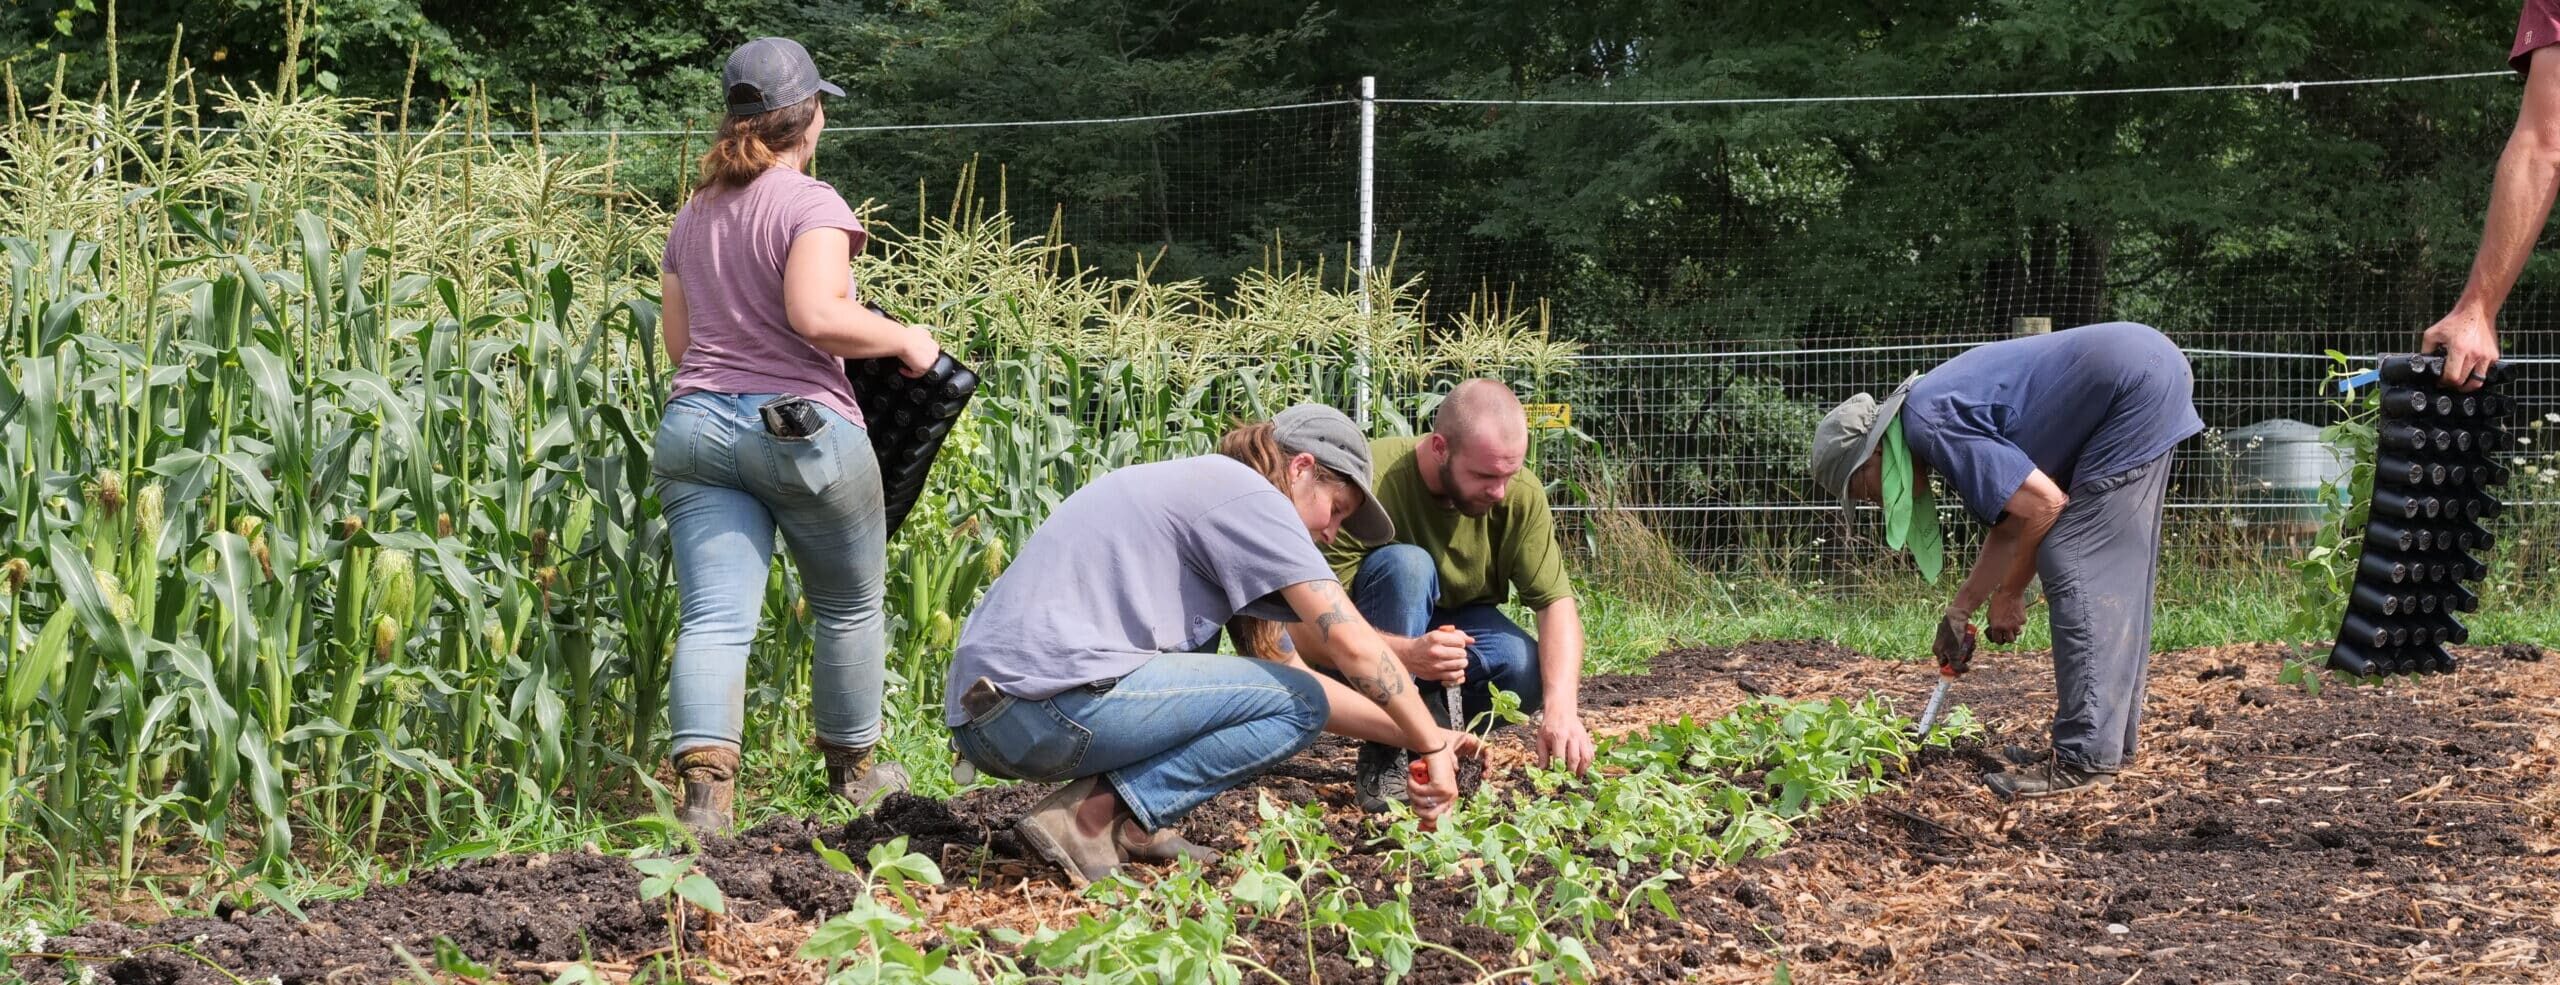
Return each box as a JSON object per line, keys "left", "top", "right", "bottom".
{"left": 1531, "top": 597, "right": 1595, "bottom": 773}
{"left": 1280, "top": 582, "right": 1439, "bottom": 746}
{"left": 782, "top": 228, "right": 938, "bottom": 368}
{"left": 1533, "top": 597, "right": 1586, "bottom": 717}
{"left": 660, "top": 273, "right": 691, "bottom": 370}
{"left": 2424, "top": 45, "right": 2560, "bottom": 387}
{"left": 1281, "top": 580, "right": 1461, "bottom": 817}
{"left": 1950, "top": 470, "right": 2068, "bottom": 638}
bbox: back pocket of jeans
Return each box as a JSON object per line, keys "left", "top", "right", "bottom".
{"left": 767, "top": 433, "right": 845, "bottom": 497}
{"left": 961, "top": 696, "right": 1090, "bottom": 782}
{"left": 651, "top": 402, "right": 709, "bottom": 481}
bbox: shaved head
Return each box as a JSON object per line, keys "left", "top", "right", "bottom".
{"left": 1431, "top": 378, "right": 1528, "bottom": 454}
{"left": 1423, "top": 379, "right": 1529, "bottom": 517}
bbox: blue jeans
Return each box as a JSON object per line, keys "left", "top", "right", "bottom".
{"left": 654, "top": 391, "right": 888, "bottom": 755}
{"left": 950, "top": 653, "right": 1328, "bottom": 830}
{"left": 1349, "top": 544, "right": 1544, "bottom": 730}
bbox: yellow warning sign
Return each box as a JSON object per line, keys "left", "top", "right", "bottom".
{"left": 1524, "top": 403, "right": 1571, "bottom": 430}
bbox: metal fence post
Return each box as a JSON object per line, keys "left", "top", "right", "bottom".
{"left": 1355, "top": 76, "right": 1376, "bottom": 428}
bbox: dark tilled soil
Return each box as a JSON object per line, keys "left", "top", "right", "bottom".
{"left": 1758, "top": 643, "right": 2560, "bottom": 984}
{"left": 24, "top": 639, "right": 2560, "bottom": 984}
{"left": 36, "top": 825, "right": 863, "bottom": 985}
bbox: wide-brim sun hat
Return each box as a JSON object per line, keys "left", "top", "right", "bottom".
{"left": 1810, "top": 378, "right": 1915, "bottom": 512}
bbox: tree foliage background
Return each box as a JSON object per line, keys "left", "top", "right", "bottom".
{"left": 10, "top": 0, "right": 2546, "bottom": 355}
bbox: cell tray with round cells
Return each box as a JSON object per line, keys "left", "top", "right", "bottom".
{"left": 844, "top": 313, "right": 979, "bottom": 540}
{"left": 2327, "top": 354, "right": 2514, "bottom": 676}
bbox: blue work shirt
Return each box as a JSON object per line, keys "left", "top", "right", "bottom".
{"left": 1900, "top": 322, "right": 2203, "bottom": 525}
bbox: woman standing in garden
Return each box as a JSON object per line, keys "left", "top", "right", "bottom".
{"left": 653, "top": 37, "right": 942, "bottom": 832}
{"left": 947, "top": 405, "right": 1477, "bottom": 886}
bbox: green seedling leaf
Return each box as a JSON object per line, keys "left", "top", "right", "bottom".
{"left": 1646, "top": 884, "right": 1680, "bottom": 920}
{"left": 673, "top": 873, "right": 726, "bottom": 916}
{"left": 433, "top": 937, "right": 493, "bottom": 980}
{"left": 252, "top": 880, "right": 312, "bottom": 924}
{"left": 1231, "top": 869, "right": 1296, "bottom": 913}
{"left": 812, "top": 837, "right": 858, "bottom": 875}
{"left": 632, "top": 856, "right": 686, "bottom": 901}
{"left": 800, "top": 908, "right": 886, "bottom": 960}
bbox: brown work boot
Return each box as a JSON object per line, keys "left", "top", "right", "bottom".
{"left": 672, "top": 745, "right": 740, "bottom": 835}
{"left": 1116, "top": 818, "right": 1220, "bottom": 867}
{"left": 818, "top": 740, "right": 910, "bottom": 809}
{"left": 1984, "top": 758, "right": 2116, "bottom": 802}
{"left": 1015, "top": 776, "right": 1123, "bottom": 887}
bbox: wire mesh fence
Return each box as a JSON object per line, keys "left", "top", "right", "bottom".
{"left": 1497, "top": 343, "right": 2557, "bottom": 577}
{"left": 114, "top": 72, "right": 2560, "bottom": 575}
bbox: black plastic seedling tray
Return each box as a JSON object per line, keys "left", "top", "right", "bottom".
{"left": 845, "top": 304, "right": 979, "bottom": 540}
{"left": 2327, "top": 354, "right": 2514, "bottom": 676}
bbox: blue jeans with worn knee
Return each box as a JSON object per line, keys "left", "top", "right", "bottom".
{"left": 1349, "top": 543, "right": 1544, "bottom": 730}
{"left": 654, "top": 391, "right": 889, "bottom": 756}
{"left": 950, "top": 654, "right": 1328, "bottom": 830}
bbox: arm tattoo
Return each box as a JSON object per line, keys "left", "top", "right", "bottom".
{"left": 1311, "top": 583, "right": 1356, "bottom": 641}
{"left": 1350, "top": 647, "right": 1408, "bottom": 704}
{"left": 1316, "top": 601, "right": 1355, "bottom": 640}
{"left": 1307, "top": 583, "right": 1406, "bottom": 703}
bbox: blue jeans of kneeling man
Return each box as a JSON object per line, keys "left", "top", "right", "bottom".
{"left": 950, "top": 653, "right": 1329, "bottom": 830}
{"left": 1349, "top": 543, "right": 1544, "bottom": 730}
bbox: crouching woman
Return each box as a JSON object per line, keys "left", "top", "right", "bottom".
{"left": 944, "top": 404, "right": 1471, "bottom": 886}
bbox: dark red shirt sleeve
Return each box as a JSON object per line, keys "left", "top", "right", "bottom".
{"left": 2514, "top": 0, "right": 2560, "bottom": 74}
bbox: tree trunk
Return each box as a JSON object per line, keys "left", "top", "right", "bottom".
{"left": 2063, "top": 225, "right": 2112, "bottom": 327}
{"left": 2029, "top": 222, "right": 2065, "bottom": 320}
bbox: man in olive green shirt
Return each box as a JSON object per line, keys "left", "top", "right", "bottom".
{"left": 1318, "top": 380, "right": 1595, "bottom": 811}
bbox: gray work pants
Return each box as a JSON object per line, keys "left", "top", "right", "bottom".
{"left": 2037, "top": 449, "right": 2173, "bottom": 773}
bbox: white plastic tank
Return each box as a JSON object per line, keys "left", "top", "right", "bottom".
{"left": 2218, "top": 418, "right": 2352, "bottom": 537}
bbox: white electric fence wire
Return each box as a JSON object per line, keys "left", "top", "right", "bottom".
{"left": 117, "top": 70, "right": 2509, "bottom": 138}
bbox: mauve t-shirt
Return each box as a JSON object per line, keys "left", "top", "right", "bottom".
{"left": 661, "top": 167, "right": 867, "bottom": 426}
{"left": 2518, "top": 0, "right": 2560, "bottom": 73}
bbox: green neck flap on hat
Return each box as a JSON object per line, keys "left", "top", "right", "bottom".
{"left": 1879, "top": 417, "right": 1944, "bottom": 583}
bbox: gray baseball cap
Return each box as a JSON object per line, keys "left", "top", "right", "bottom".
{"left": 1272, "top": 403, "right": 1395, "bottom": 544}
{"left": 723, "top": 37, "right": 844, "bottom": 116}
{"left": 1809, "top": 376, "right": 1918, "bottom": 512}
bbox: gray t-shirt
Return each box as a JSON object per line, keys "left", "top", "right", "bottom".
{"left": 944, "top": 455, "right": 1338, "bottom": 725}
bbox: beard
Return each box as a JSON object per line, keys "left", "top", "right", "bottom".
{"left": 1438, "top": 455, "right": 1499, "bottom": 517}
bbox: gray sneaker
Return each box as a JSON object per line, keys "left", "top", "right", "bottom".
{"left": 1354, "top": 741, "right": 1408, "bottom": 814}
{"left": 1984, "top": 759, "right": 2116, "bottom": 801}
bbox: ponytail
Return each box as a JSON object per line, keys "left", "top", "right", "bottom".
{"left": 697, "top": 97, "right": 821, "bottom": 192}
{"left": 1217, "top": 420, "right": 1323, "bottom": 661}
{"left": 1217, "top": 422, "right": 1292, "bottom": 489}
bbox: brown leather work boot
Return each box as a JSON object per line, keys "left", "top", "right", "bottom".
{"left": 1015, "top": 775, "right": 1123, "bottom": 887}
{"left": 672, "top": 745, "right": 740, "bottom": 835}
{"left": 1116, "top": 819, "right": 1220, "bottom": 867}
{"left": 818, "top": 740, "right": 910, "bottom": 809}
